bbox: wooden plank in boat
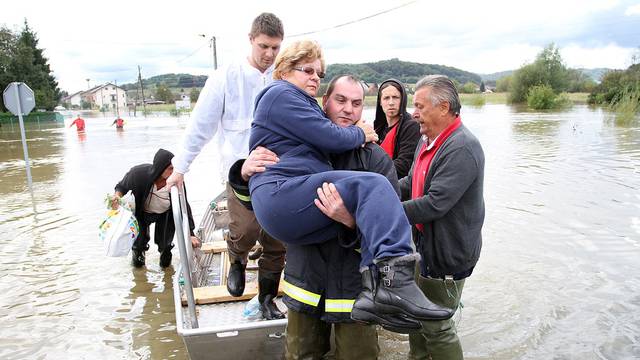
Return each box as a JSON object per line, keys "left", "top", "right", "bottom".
{"left": 201, "top": 241, "right": 228, "bottom": 254}
{"left": 201, "top": 241, "right": 261, "bottom": 254}
{"left": 182, "top": 282, "right": 285, "bottom": 305}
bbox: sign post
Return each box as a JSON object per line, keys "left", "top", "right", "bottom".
{"left": 3, "top": 82, "right": 37, "bottom": 211}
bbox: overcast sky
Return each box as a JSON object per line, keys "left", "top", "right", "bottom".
{"left": 2, "top": 0, "right": 639, "bottom": 93}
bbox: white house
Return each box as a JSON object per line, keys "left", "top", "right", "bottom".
{"left": 62, "top": 91, "right": 84, "bottom": 108}
{"left": 87, "top": 83, "right": 127, "bottom": 111}
{"left": 175, "top": 94, "right": 191, "bottom": 110}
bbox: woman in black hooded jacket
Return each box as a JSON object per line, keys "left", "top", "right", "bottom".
{"left": 113, "top": 148, "right": 196, "bottom": 268}
{"left": 373, "top": 79, "right": 421, "bottom": 179}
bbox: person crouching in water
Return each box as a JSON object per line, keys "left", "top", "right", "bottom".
{"left": 111, "top": 149, "right": 200, "bottom": 268}
{"left": 248, "top": 40, "right": 454, "bottom": 327}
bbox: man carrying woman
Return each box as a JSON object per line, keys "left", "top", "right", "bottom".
{"left": 248, "top": 40, "right": 453, "bottom": 327}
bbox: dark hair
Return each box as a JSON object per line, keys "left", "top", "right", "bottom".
{"left": 415, "top": 75, "right": 461, "bottom": 116}
{"left": 325, "top": 74, "right": 365, "bottom": 99}
{"left": 249, "top": 13, "right": 284, "bottom": 39}
{"left": 378, "top": 81, "right": 402, "bottom": 96}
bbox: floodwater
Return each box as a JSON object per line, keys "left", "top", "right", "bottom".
{"left": 1, "top": 106, "right": 639, "bottom": 359}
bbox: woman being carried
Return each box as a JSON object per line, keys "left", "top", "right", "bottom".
{"left": 249, "top": 40, "right": 453, "bottom": 326}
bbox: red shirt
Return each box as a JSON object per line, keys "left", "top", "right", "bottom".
{"left": 71, "top": 118, "right": 85, "bottom": 131}
{"left": 411, "top": 117, "right": 462, "bottom": 231}
{"left": 380, "top": 122, "right": 399, "bottom": 159}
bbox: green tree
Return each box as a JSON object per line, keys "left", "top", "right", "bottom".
{"left": 8, "top": 21, "right": 61, "bottom": 110}
{"left": 496, "top": 75, "right": 511, "bottom": 92}
{"left": 509, "top": 43, "right": 569, "bottom": 103}
{"left": 155, "top": 83, "right": 174, "bottom": 103}
{"left": 480, "top": 81, "right": 486, "bottom": 93}
{"left": 189, "top": 88, "right": 200, "bottom": 102}
{"left": 0, "top": 26, "right": 17, "bottom": 112}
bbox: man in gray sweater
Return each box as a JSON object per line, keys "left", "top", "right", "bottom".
{"left": 316, "top": 74, "right": 484, "bottom": 359}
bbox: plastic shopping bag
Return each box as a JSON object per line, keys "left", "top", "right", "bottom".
{"left": 99, "top": 193, "right": 139, "bottom": 257}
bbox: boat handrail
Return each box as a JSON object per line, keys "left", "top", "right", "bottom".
{"left": 171, "top": 184, "right": 199, "bottom": 328}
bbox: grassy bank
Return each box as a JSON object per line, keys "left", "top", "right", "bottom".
{"left": 109, "top": 92, "right": 592, "bottom": 116}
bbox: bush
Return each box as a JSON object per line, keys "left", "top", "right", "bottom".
{"left": 460, "top": 82, "right": 478, "bottom": 94}
{"left": 496, "top": 75, "right": 511, "bottom": 92}
{"left": 612, "top": 84, "right": 640, "bottom": 124}
{"left": 527, "top": 84, "right": 556, "bottom": 109}
{"left": 468, "top": 94, "right": 486, "bottom": 107}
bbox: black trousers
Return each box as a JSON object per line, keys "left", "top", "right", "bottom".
{"left": 132, "top": 211, "right": 175, "bottom": 253}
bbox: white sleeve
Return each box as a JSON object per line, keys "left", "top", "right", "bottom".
{"left": 173, "top": 69, "right": 225, "bottom": 174}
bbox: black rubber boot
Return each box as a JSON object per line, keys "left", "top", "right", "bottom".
{"left": 375, "top": 254, "right": 454, "bottom": 321}
{"left": 227, "top": 260, "right": 246, "bottom": 297}
{"left": 132, "top": 249, "right": 145, "bottom": 268}
{"left": 351, "top": 268, "right": 422, "bottom": 333}
{"left": 160, "top": 245, "right": 173, "bottom": 268}
{"left": 258, "top": 271, "right": 285, "bottom": 320}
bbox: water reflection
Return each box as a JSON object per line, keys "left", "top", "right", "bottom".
{"left": 104, "top": 267, "right": 185, "bottom": 359}
{"left": 0, "top": 123, "right": 64, "bottom": 196}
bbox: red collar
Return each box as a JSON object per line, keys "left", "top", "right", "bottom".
{"left": 427, "top": 117, "right": 461, "bottom": 149}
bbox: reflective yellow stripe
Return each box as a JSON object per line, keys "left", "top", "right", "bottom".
{"left": 232, "top": 189, "right": 251, "bottom": 203}
{"left": 325, "top": 299, "right": 355, "bottom": 313}
{"left": 282, "top": 279, "right": 321, "bottom": 307}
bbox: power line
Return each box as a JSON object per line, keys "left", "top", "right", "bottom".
{"left": 177, "top": 41, "right": 210, "bottom": 63}
{"left": 289, "top": 0, "right": 419, "bottom": 38}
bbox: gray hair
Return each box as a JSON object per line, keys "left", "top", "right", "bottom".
{"left": 415, "top": 75, "right": 461, "bottom": 116}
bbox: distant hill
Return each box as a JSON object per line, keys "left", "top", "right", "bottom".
{"left": 576, "top": 68, "right": 611, "bottom": 82}
{"left": 326, "top": 58, "right": 482, "bottom": 85}
{"left": 480, "top": 70, "right": 514, "bottom": 83}
{"left": 481, "top": 68, "right": 614, "bottom": 84}
{"left": 121, "top": 73, "right": 207, "bottom": 90}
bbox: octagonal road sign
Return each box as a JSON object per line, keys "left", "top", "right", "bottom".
{"left": 3, "top": 82, "right": 36, "bottom": 116}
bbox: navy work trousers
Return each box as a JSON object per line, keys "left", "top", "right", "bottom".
{"left": 251, "top": 170, "right": 413, "bottom": 267}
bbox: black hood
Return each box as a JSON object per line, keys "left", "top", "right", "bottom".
{"left": 149, "top": 148, "right": 174, "bottom": 180}
{"left": 373, "top": 79, "right": 410, "bottom": 136}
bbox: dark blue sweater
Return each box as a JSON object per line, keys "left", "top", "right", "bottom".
{"left": 249, "top": 80, "right": 365, "bottom": 190}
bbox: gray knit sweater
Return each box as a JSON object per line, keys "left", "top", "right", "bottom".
{"left": 399, "top": 124, "right": 485, "bottom": 277}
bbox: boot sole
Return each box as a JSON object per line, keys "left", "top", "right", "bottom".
{"left": 351, "top": 308, "right": 422, "bottom": 334}
{"left": 374, "top": 301, "right": 454, "bottom": 321}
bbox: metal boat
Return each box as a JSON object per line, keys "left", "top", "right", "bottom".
{"left": 170, "top": 186, "right": 287, "bottom": 359}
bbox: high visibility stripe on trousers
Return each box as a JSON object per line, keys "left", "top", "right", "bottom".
{"left": 282, "top": 279, "right": 321, "bottom": 306}
{"left": 282, "top": 280, "right": 356, "bottom": 313}
{"left": 325, "top": 299, "right": 355, "bottom": 313}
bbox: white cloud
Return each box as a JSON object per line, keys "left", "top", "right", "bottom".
{"left": 1, "top": 0, "right": 637, "bottom": 92}
{"left": 625, "top": 4, "right": 640, "bottom": 15}
{"left": 561, "top": 43, "right": 635, "bottom": 69}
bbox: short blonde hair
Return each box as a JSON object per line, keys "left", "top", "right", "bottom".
{"left": 273, "top": 40, "right": 325, "bottom": 80}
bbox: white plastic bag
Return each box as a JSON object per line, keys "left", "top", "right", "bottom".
{"left": 99, "top": 192, "right": 139, "bottom": 257}
{"left": 242, "top": 295, "right": 262, "bottom": 320}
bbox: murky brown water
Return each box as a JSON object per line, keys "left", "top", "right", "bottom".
{"left": 1, "top": 106, "right": 639, "bottom": 359}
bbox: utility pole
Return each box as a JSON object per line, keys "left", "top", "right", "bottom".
{"left": 211, "top": 36, "right": 218, "bottom": 69}
{"left": 114, "top": 80, "right": 120, "bottom": 117}
{"left": 86, "top": 78, "right": 90, "bottom": 89}
{"left": 134, "top": 84, "right": 139, "bottom": 117}
{"left": 138, "top": 65, "right": 146, "bottom": 114}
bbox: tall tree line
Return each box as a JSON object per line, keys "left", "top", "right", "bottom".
{"left": 0, "top": 20, "right": 60, "bottom": 112}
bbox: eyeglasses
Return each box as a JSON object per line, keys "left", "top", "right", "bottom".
{"left": 293, "top": 66, "right": 325, "bottom": 79}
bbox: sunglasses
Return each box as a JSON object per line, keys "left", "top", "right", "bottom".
{"left": 293, "top": 66, "right": 325, "bottom": 79}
